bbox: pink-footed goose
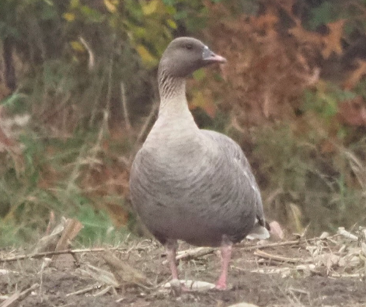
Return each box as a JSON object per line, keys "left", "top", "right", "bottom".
{"left": 130, "top": 37, "right": 269, "bottom": 290}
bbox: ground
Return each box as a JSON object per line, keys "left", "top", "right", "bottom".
{"left": 1, "top": 232, "right": 366, "bottom": 307}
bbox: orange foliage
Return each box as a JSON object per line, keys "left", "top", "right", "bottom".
{"left": 80, "top": 128, "right": 131, "bottom": 227}
{"left": 322, "top": 20, "right": 345, "bottom": 58}
{"left": 201, "top": 1, "right": 320, "bottom": 127}
{"left": 195, "top": 0, "right": 366, "bottom": 136}
{"left": 337, "top": 96, "right": 366, "bottom": 127}
{"left": 189, "top": 89, "right": 217, "bottom": 118}
{"left": 343, "top": 60, "right": 366, "bottom": 89}
{"left": 289, "top": 19, "right": 345, "bottom": 59}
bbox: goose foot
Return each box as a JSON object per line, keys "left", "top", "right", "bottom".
{"left": 215, "top": 241, "right": 233, "bottom": 290}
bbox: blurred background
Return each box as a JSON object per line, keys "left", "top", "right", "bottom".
{"left": 0, "top": 0, "right": 365, "bottom": 247}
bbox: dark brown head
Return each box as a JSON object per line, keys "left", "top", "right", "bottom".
{"left": 158, "top": 37, "right": 226, "bottom": 79}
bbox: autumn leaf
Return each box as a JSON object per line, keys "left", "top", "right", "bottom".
{"left": 63, "top": 12, "right": 75, "bottom": 22}
{"left": 289, "top": 19, "right": 344, "bottom": 65}
{"left": 337, "top": 96, "right": 366, "bottom": 127}
{"left": 321, "top": 139, "right": 337, "bottom": 154}
{"left": 276, "top": 0, "right": 296, "bottom": 17}
{"left": 105, "top": 203, "right": 129, "bottom": 226}
{"left": 250, "top": 12, "right": 278, "bottom": 32}
{"left": 289, "top": 23, "right": 323, "bottom": 47}
{"left": 70, "top": 41, "right": 85, "bottom": 53}
{"left": 322, "top": 20, "right": 345, "bottom": 59}
{"left": 343, "top": 60, "right": 366, "bottom": 90}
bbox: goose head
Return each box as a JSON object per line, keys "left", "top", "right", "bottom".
{"left": 158, "top": 37, "right": 226, "bottom": 79}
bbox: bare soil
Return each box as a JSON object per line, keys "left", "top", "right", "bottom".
{"left": 1, "top": 235, "right": 366, "bottom": 307}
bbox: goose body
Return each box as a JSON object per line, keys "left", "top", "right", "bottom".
{"left": 131, "top": 128, "right": 262, "bottom": 247}
{"left": 130, "top": 37, "right": 269, "bottom": 289}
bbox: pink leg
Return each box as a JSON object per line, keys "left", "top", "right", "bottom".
{"left": 215, "top": 242, "right": 233, "bottom": 290}
{"left": 166, "top": 241, "right": 188, "bottom": 295}
{"left": 165, "top": 241, "right": 179, "bottom": 280}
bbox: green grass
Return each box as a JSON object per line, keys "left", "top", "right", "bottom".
{"left": 0, "top": 125, "right": 131, "bottom": 248}
{"left": 253, "top": 123, "right": 366, "bottom": 235}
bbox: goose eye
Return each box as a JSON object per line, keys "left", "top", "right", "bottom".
{"left": 185, "top": 44, "right": 193, "bottom": 50}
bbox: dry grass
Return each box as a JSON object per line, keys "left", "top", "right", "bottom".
{"left": 1, "top": 223, "right": 366, "bottom": 306}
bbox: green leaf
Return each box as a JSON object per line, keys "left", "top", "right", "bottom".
{"left": 135, "top": 44, "right": 158, "bottom": 67}
{"left": 70, "top": 0, "right": 80, "bottom": 9}
{"left": 193, "top": 69, "right": 206, "bottom": 81}
{"left": 142, "top": 0, "right": 159, "bottom": 15}
{"left": 167, "top": 19, "right": 177, "bottom": 29}
{"left": 80, "top": 5, "right": 104, "bottom": 23}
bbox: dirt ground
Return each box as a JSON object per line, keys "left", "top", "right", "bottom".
{"left": 1, "top": 233, "right": 366, "bottom": 307}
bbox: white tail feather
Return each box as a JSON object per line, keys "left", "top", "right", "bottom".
{"left": 246, "top": 222, "right": 270, "bottom": 240}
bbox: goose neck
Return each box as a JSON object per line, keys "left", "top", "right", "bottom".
{"left": 158, "top": 71, "right": 191, "bottom": 116}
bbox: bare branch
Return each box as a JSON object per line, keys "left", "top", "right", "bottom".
{"left": 120, "top": 82, "right": 131, "bottom": 132}
{"left": 0, "top": 247, "right": 126, "bottom": 263}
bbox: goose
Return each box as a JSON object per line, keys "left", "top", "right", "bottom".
{"left": 130, "top": 37, "right": 269, "bottom": 290}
